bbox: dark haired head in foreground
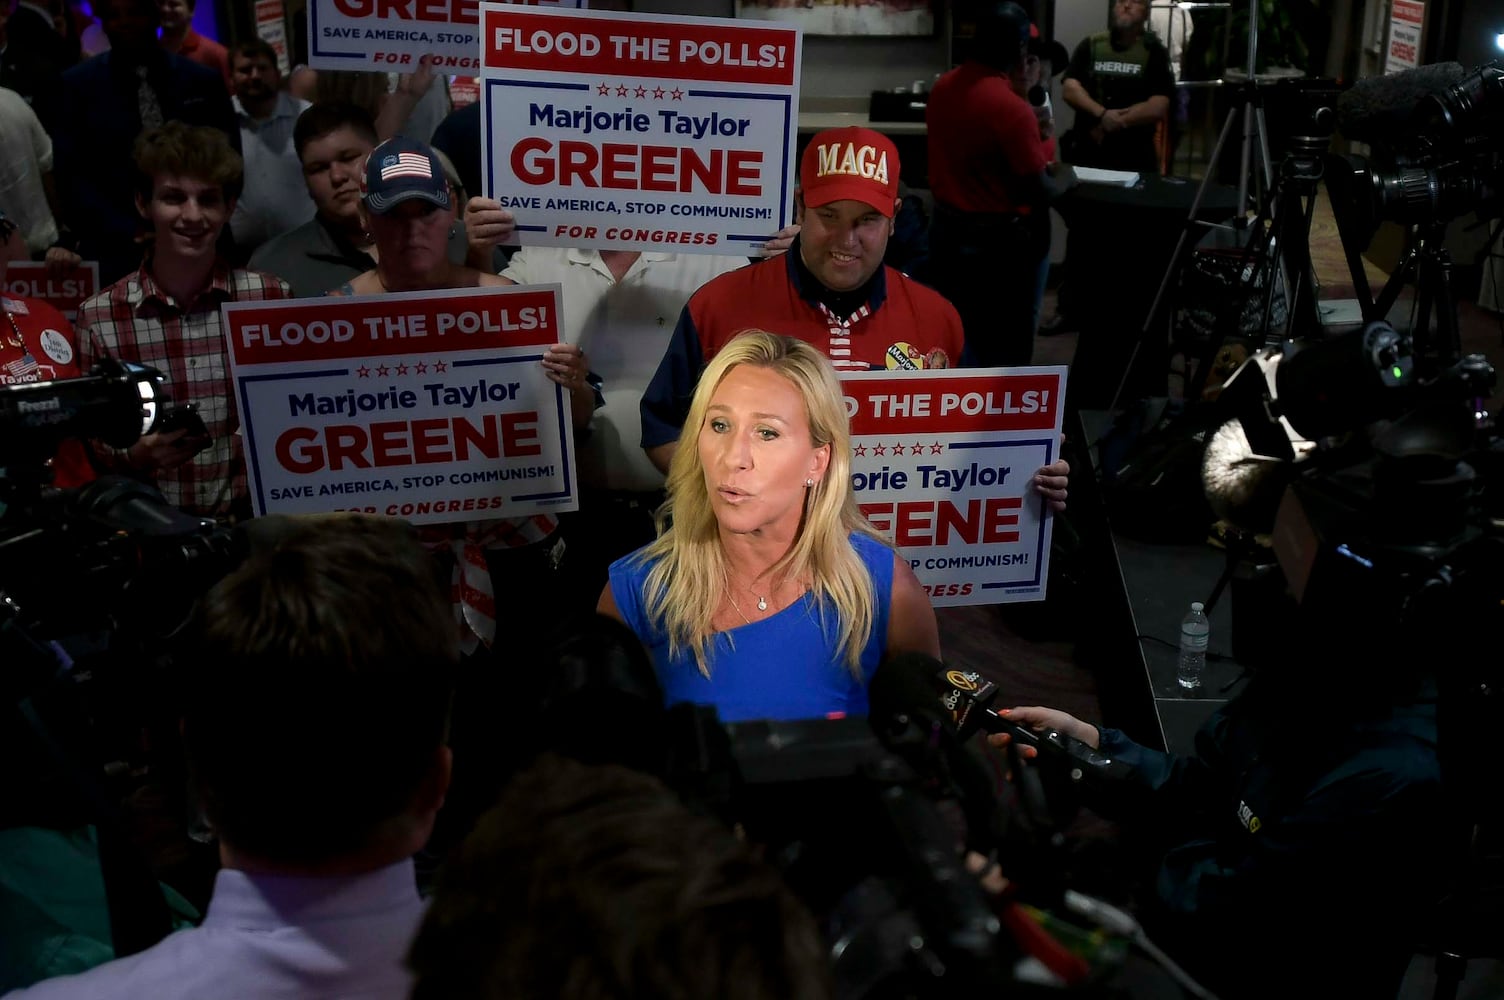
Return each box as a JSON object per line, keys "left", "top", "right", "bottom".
{"left": 408, "top": 755, "right": 832, "bottom": 1000}
{"left": 187, "top": 512, "right": 456, "bottom": 867}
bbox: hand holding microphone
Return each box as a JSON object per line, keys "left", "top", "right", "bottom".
{"left": 875, "top": 656, "right": 1131, "bottom": 783}
{"left": 931, "top": 667, "right": 1128, "bottom": 781}
{"left": 986, "top": 706, "right": 1100, "bottom": 758}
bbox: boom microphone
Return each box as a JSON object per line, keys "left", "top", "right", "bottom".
{"left": 1335, "top": 62, "right": 1465, "bottom": 144}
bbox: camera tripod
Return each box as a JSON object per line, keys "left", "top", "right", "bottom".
{"left": 1364, "top": 221, "right": 1464, "bottom": 365}
{"left": 1109, "top": 0, "right": 1293, "bottom": 414}
{"left": 1178, "top": 122, "right": 1334, "bottom": 402}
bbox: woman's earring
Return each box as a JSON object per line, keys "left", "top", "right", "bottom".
{"left": 805, "top": 478, "right": 815, "bottom": 488}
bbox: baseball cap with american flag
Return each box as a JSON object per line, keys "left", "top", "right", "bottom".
{"left": 361, "top": 136, "right": 452, "bottom": 215}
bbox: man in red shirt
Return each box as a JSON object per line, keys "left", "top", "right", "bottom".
{"left": 639, "top": 126, "right": 1068, "bottom": 508}
{"left": 158, "top": 0, "right": 230, "bottom": 88}
{"left": 925, "top": 2, "right": 1061, "bottom": 368}
{"left": 640, "top": 128, "right": 965, "bottom": 463}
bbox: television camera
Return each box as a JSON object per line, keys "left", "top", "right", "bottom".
{"left": 1, "top": 359, "right": 257, "bottom": 957}
{"left": 1326, "top": 61, "right": 1504, "bottom": 362}
{"left": 1205, "top": 319, "right": 1503, "bottom": 993}
{"left": 0, "top": 359, "right": 245, "bottom": 650}
{"left": 521, "top": 616, "right": 1192, "bottom": 999}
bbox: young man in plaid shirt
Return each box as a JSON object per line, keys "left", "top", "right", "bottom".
{"left": 76, "top": 121, "right": 293, "bottom": 520}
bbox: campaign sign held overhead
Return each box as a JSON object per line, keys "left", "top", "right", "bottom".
{"left": 481, "top": 4, "right": 802, "bottom": 256}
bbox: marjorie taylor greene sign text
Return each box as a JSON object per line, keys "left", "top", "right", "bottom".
{"left": 306, "top": 0, "right": 587, "bottom": 73}
{"left": 221, "top": 285, "right": 577, "bottom": 526}
{"left": 842, "top": 367, "right": 1067, "bottom": 607}
{"left": 482, "top": 5, "right": 802, "bottom": 255}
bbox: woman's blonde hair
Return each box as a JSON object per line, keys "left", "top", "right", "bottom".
{"left": 638, "top": 332, "right": 883, "bottom": 677}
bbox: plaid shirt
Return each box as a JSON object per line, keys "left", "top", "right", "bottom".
{"left": 76, "top": 260, "right": 293, "bottom": 518}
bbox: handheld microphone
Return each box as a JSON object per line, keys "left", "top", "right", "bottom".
{"left": 1334, "top": 62, "right": 1465, "bottom": 144}
{"left": 931, "top": 667, "right": 1133, "bottom": 782}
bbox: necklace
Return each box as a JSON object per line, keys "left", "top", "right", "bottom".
{"left": 726, "top": 586, "right": 771, "bottom": 626}
{"left": 727, "top": 592, "right": 755, "bottom": 625}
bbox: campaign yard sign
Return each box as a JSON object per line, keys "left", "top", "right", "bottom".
{"left": 481, "top": 4, "right": 801, "bottom": 255}
{"left": 1385, "top": 0, "right": 1424, "bottom": 74}
{"left": 308, "top": 0, "right": 588, "bottom": 73}
{"left": 4, "top": 261, "right": 99, "bottom": 321}
{"left": 221, "top": 285, "right": 577, "bottom": 525}
{"left": 842, "top": 367, "right": 1068, "bottom": 607}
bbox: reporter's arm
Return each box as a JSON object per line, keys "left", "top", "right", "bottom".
{"left": 989, "top": 712, "right": 1219, "bottom": 819}
{"left": 990, "top": 706, "right": 1100, "bottom": 752}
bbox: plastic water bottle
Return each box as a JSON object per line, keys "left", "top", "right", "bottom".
{"left": 1177, "top": 602, "right": 1209, "bottom": 690}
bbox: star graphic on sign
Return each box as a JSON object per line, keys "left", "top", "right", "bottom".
{"left": 597, "top": 82, "right": 611, "bottom": 95}
{"left": 890, "top": 442, "right": 905, "bottom": 455}
{"left": 652, "top": 85, "right": 666, "bottom": 99}
{"left": 616, "top": 84, "right": 629, "bottom": 97}
{"left": 355, "top": 364, "right": 371, "bottom": 378}
{"left": 375, "top": 364, "right": 390, "bottom": 377}
{"left": 929, "top": 441, "right": 943, "bottom": 454}
{"left": 433, "top": 359, "right": 448, "bottom": 373}
{"left": 873, "top": 443, "right": 887, "bottom": 456}
{"left": 396, "top": 363, "right": 409, "bottom": 376}
{"left": 415, "top": 362, "right": 428, "bottom": 375}
{"left": 853, "top": 443, "right": 868, "bottom": 457}
{"left": 634, "top": 85, "right": 647, "bottom": 98}
{"left": 910, "top": 442, "right": 925, "bottom": 455}
{"left": 670, "top": 87, "right": 684, "bottom": 100}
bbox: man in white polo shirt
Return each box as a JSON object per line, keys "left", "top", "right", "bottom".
{"left": 464, "top": 197, "right": 750, "bottom": 606}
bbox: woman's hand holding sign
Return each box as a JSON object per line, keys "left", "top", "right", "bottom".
{"left": 464, "top": 196, "right": 518, "bottom": 256}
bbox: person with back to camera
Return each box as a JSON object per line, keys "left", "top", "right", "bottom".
{"left": 5, "top": 512, "right": 458, "bottom": 999}
{"left": 989, "top": 636, "right": 1448, "bottom": 998}
{"left": 406, "top": 754, "right": 831, "bottom": 1000}
{"left": 600, "top": 331, "right": 941, "bottom": 723}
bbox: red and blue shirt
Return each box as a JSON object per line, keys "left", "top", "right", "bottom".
{"left": 639, "top": 248, "right": 965, "bottom": 448}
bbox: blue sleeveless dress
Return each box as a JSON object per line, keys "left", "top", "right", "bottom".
{"left": 608, "top": 533, "right": 895, "bottom": 722}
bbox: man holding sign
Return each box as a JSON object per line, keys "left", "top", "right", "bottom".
{"left": 638, "top": 126, "right": 1069, "bottom": 510}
